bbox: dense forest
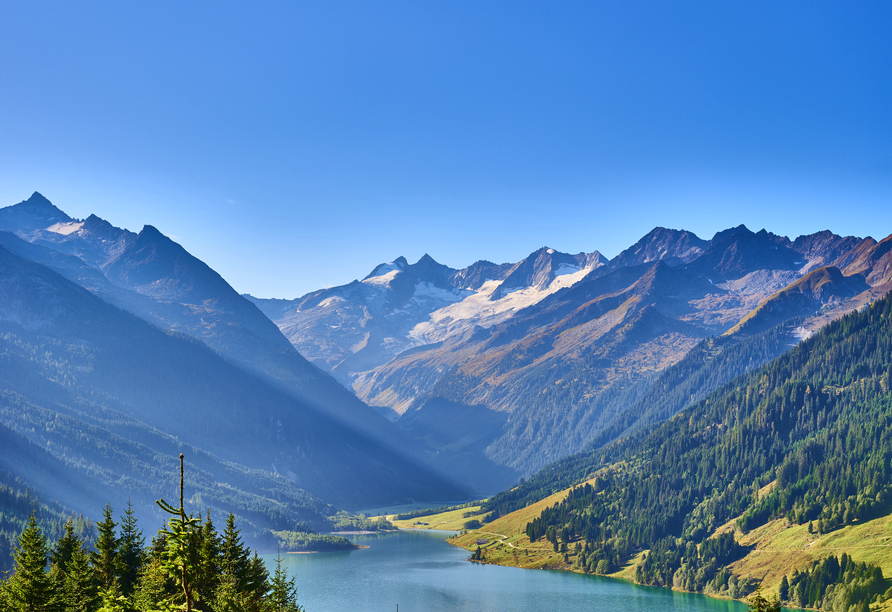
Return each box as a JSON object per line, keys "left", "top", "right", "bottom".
{"left": 0, "top": 457, "right": 304, "bottom": 612}
{"left": 497, "top": 291, "right": 892, "bottom": 609}
{"left": 481, "top": 318, "right": 801, "bottom": 521}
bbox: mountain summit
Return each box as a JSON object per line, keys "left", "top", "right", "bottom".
{"left": 0, "top": 191, "right": 73, "bottom": 233}
{"left": 262, "top": 223, "right": 892, "bottom": 480}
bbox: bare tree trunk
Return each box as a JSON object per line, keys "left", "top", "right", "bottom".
{"left": 180, "top": 453, "right": 193, "bottom": 612}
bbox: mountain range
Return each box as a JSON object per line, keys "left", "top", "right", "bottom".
{"left": 0, "top": 193, "right": 496, "bottom": 545}
{"left": 2, "top": 190, "right": 890, "bottom": 611}
{"left": 2, "top": 191, "right": 891, "bottom": 539}
{"left": 249, "top": 223, "right": 892, "bottom": 476}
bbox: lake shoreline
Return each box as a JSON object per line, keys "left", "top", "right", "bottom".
{"left": 266, "top": 528, "right": 753, "bottom": 612}
{"left": 441, "top": 534, "right": 807, "bottom": 612}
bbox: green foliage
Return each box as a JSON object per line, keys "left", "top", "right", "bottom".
{"left": 117, "top": 501, "right": 144, "bottom": 597}
{"left": 0, "top": 512, "right": 57, "bottom": 612}
{"left": 0, "top": 455, "right": 306, "bottom": 611}
{"left": 0, "top": 465, "right": 95, "bottom": 570}
{"left": 745, "top": 585, "right": 781, "bottom": 612}
{"left": 194, "top": 511, "right": 221, "bottom": 603}
{"left": 92, "top": 505, "right": 120, "bottom": 592}
{"left": 328, "top": 511, "right": 394, "bottom": 532}
{"left": 784, "top": 554, "right": 886, "bottom": 611}
{"left": 270, "top": 531, "right": 354, "bottom": 552}
{"left": 267, "top": 555, "right": 303, "bottom": 612}
{"left": 512, "top": 291, "right": 892, "bottom": 601}
{"left": 61, "top": 543, "right": 98, "bottom": 612}
{"left": 1, "top": 504, "right": 304, "bottom": 612}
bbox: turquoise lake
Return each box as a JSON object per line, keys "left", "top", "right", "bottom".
{"left": 261, "top": 529, "right": 753, "bottom": 612}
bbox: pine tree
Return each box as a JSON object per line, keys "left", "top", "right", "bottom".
{"left": 778, "top": 575, "right": 789, "bottom": 602}
{"left": 51, "top": 519, "right": 79, "bottom": 576}
{"left": 267, "top": 554, "right": 303, "bottom": 612}
{"left": 117, "top": 501, "right": 144, "bottom": 597}
{"left": 92, "top": 504, "right": 120, "bottom": 592}
{"left": 156, "top": 454, "right": 201, "bottom": 612}
{"left": 220, "top": 512, "right": 251, "bottom": 593}
{"left": 2, "top": 512, "right": 58, "bottom": 612}
{"left": 195, "top": 511, "right": 221, "bottom": 604}
{"left": 62, "top": 544, "right": 98, "bottom": 612}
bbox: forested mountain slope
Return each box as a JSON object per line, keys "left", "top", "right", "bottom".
{"left": 347, "top": 225, "right": 890, "bottom": 478}
{"left": 0, "top": 244, "right": 467, "bottom": 518}
{"left": 0, "top": 193, "right": 514, "bottom": 496}
{"left": 476, "top": 289, "right": 892, "bottom": 610}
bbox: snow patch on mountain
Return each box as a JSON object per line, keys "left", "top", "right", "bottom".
{"left": 362, "top": 269, "right": 401, "bottom": 286}
{"left": 46, "top": 221, "right": 85, "bottom": 235}
{"left": 412, "top": 282, "right": 473, "bottom": 303}
{"left": 409, "top": 264, "right": 592, "bottom": 345}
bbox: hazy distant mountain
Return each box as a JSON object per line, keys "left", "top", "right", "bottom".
{"left": 246, "top": 246, "right": 607, "bottom": 395}
{"left": 5, "top": 192, "right": 890, "bottom": 501}
{"left": 0, "top": 193, "right": 516, "bottom": 507}
{"left": 0, "top": 243, "right": 468, "bottom": 514}
{"left": 265, "top": 223, "right": 892, "bottom": 477}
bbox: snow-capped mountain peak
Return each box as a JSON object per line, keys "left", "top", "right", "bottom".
{"left": 362, "top": 256, "right": 409, "bottom": 284}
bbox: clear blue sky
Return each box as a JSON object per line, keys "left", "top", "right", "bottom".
{"left": 2, "top": 1, "right": 890, "bottom": 298}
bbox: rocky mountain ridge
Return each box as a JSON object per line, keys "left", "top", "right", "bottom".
{"left": 0, "top": 192, "right": 512, "bottom": 503}
{"left": 247, "top": 245, "right": 607, "bottom": 389}
{"left": 263, "top": 222, "right": 892, "bottom": 476}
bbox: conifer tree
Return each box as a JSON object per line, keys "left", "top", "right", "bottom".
{"left": 746, "top": 584, "right": 781, "bottom": 612}
{"left": 246, "top": 553, "right": 270, "bottom": 604}
{"left": 131, "top": 554, "right": 170, "bottom": 611}
{"left": 62, "top": 544, "right": 98, "bottom": 612}
{"left": 92, "top": 504, "right": 120, "bottom": 592}
{"left": 212, "top": 567, "right": 247, "bottom": 612}
{"left": 195, "top": 511, "right": 221, "bottom": 604}
{"left": 2, "top": 512, "right": 58, "bottom": 612}
{"left": 267, "top": 554, "right": 303, "bottom": 612}
{"left": 51, "top": 519, "right": 80, "bottom": 576}
{"left": 156, "top": 454, "right": 201, "bottom": 612}
{"left": 220, "top": 512, "right": 251, "bottom": 593}
{"left": 778, "top": 575, "right": 789, "bottom": 602}
{"left": 117, "top": 501, "right": 144, "bottom": 597}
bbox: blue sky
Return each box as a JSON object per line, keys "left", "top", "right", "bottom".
{"left": 1, "top": 1, "right": 890, "bottom": 298}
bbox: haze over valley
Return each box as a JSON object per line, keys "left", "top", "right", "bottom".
{"left": 2, "top": 3, "right": 890, "bottom": 611}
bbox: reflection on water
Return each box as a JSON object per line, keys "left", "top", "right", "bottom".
{"left": 261, "top": 530, "right": 750, "bottom": 612}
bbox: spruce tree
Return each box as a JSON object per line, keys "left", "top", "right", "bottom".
{"left": 3, "top": 512, "right": 58, "bottom": 612}
{"left": 778, "top": 575, "right": 789, "bottom": 602}
{"left": 92, "top": 504, "right": 120, "bottom": 592}
{"left": 267, "top": 554, "right": 303, "bottom": 612}
{"left": 117, "top": 501, "right": 144, "bottom": 597}
{"left": 51, "top": 520, "right": 79, "bottom": 576}
{"left": 246, "top": 553, "right": 270, "bottom": 604}
{"left": 62, "top": 544, "right": 98, "bottom": 612}
{"left": 195, "top": 511, "right": 221, "bottom": 604}
{"left": 156, "top": 454, "right": 201, "bottom": 612}
{"left": 220, "top": 513, "right": 251, "bottom": 593}
{"left": 131, "top": 555, "right": 170, "bottom": 611}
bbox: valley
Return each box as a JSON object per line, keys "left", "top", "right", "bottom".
{"left": 1, "top": 191, "right": 890, "bottom": 612}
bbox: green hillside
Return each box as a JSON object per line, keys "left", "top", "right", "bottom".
{"left": 462, "top": 290, "right": 892, "bottom": 611}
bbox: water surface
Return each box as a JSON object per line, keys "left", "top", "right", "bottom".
{"left": 262, "top": 530, "right": 750, "bottom": 612}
